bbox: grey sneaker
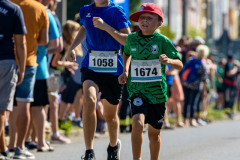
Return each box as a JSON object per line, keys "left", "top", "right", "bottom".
{"left": 81, "top": 152, "right": 96, "bottom": 160}
{"left": 107, "top": 139, "right": 121, "bottom": 160}
{"left": 13, "top": 147, "right": 35, "bottom": 159}
{"left": 0, "top": 154, "right": 10, "bottom": 160}
{"left": 0, "top": 150, "right": 12, "bottom": 160}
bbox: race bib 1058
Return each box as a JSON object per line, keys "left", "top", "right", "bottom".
{"left": 89, "top": 51, "right": 118, "bottom": 73}
{"left": 131, "top": 59, "right": 162, "bottom": 82}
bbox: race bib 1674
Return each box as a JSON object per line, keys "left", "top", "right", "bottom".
{"left": 131, "top": 59, "right": 162, "bottom": 82}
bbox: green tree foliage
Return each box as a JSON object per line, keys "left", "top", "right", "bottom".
{"left": 129, "top": 0, "right": 142, "bottom": 15}
{"left": 159, "top": 25, "right": 175, "bottom": 41}
{"left": 187, "top": 24, "right": 205, "bottom": 39}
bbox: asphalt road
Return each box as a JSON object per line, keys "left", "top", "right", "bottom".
{"left": 33, "top": 119, "right": 240, "bottom": 160}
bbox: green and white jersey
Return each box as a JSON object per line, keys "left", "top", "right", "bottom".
{"left": 124, "top": 31, "right": 181, "bottom": 104}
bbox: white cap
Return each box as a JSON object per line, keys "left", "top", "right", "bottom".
{"left": 193, "top": 36, "right": 205, "bottom": 44}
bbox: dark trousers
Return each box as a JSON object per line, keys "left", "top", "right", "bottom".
{"left": 183, "top": 86, "right": 201, "bottom": 118}
{"left": 224, "top": 85, "right": 237, "bottom": 109}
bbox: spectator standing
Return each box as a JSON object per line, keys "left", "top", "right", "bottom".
{"left": 180, "top": 45, "right": 209, "bottom": 127}
{"left": 215, "top": 58, "right": 226, "bottom": 110}
{"left": 163, "top": 65, "right": 176, "bottom": 129}
{"left": 47, "top": 0, "right": 72, "bottom": 144}
{"left": 223, "top": 54, "right": 238, "bottom": 118}
{"left": 29, "top": 0, "right": 59, "bottom": 152}
{"left": 10, "top": 0, "right": 49, "bottom": 158}
{"left": 171, "top": 73, "right": 185, "bottom": 127}
{"left": 58, "top": 20, "right": 83, "bottom": 133}
{"left": 0, "top": 0, "right": 27, "bottom": 159}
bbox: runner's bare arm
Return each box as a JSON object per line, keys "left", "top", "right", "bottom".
{"left": 159, "top": 54, "right": 183, "bottom": 70}
{"left": 118, "top": 53, "right": 131, "bottom": 84}
{"left": 68, "top": 25, "right": 86, "bottom": 52}
{"left": 67, "top": 26, "right": 86, "bottom": 62}
{"left": 93, "top": 17, "right": 131, "bottom": 45}
{"left": 123, "top": 53, "right": 131, "bottom": 73}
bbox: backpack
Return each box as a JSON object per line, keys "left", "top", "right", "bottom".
{"left": 180, "top": 58, "right": 203, "bottom": 84}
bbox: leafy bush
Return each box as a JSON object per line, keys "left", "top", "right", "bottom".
{"left": 159, "top": 25, "right": 176, "bottom": 41}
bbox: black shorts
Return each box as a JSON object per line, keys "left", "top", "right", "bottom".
{"left": 167, "top": 84, "right": 172, "bottom": 98}
{"left": 217, "top": 87, "right": 224, "bottom": 93}
{"left": 61, "top": 77, "right": 82, "bottom": 103}
{"left": 31, "top": 79, "right": 49, "bottom": 107}
{"left": 130, "top": 97, "right": 166, "bottom": 129}
{"left": 81, "top": 67, "right": 123, "bottom": 105}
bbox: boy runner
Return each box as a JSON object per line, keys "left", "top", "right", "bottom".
{"left": 118, "top": 3, "right": 183, "bottom": 160}
{"left": 67, "top": 0, "right": 131, "bottom": 159}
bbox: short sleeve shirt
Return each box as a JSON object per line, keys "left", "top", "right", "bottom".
{"left": 0, "top": 0, "right": 27, "bottom": 60}
{"left": 124, "top": 31, "right": 181, "bottom": 104}
{"left": 224, "top": 62, "right": 237, "bottom": 83}
{"left": 11, "top": 0, "right": 49, "bottom": 66}
{"left": 79, "top": 2, "right": 131, "bottom": 75}
{"left": 53, "top": 14, "right": 62, "bottom": 36}
{"left": 36, "top": 10, "right": 60, "bottom": 80}
{"left": 166, "top": 65, "right": 174, "bottom": 85}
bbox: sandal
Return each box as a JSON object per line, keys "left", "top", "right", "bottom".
{"left": 37, "top": 141, "right": 54, "bottom": 152}
{"left": 176, "top": 122, "right": 185, "bottom": 127}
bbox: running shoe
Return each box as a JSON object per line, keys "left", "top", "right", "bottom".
{"left": 107, "top": 139, "right": 121, "bottom": 160}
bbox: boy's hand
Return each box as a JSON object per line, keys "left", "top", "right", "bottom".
{"left": 66, "top": 49, "right": 76, "bottom": 62}
{"left": 159, "top": 54, "right": 171, "bottom": 64}
{"left": 118, "top": 71, "right": 128, "bottom": 84}
{"left": 93, "top": 17, "right": 108, "bottom": 31}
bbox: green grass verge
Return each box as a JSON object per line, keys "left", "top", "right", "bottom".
{"left": 168, "top": 103, "right": 240, "bottom": 125}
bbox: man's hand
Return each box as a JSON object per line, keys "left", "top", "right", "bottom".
{"left": 66, "top": 49, "right": 76, "bottom": 62}
{"left": 93, "top": 17, "right": 108, "bottom": 31}
{"left": 118, "top": 71, "right": 128, "bottom": 84}
{"left": 17, "top": 69, "right": 24, "bottom": 86}
{"left": 159, "top": 54, "right": 171, "bottom": 65}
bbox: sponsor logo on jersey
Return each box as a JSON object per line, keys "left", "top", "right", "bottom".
{"left": 0, "top": 7, "right": 8, "bottom": 15}
{"left": 151, "top": 45, "right": 159, "bottom": 54}
{"left": 86, "top": 13, "right": 91, "bottom": 17}
{"left": 131, "top": 48, "right": 137, "bottom": 52}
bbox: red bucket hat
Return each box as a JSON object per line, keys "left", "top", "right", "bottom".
{"left": 129, "top": 3, "right": 164, "bottom": 22}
